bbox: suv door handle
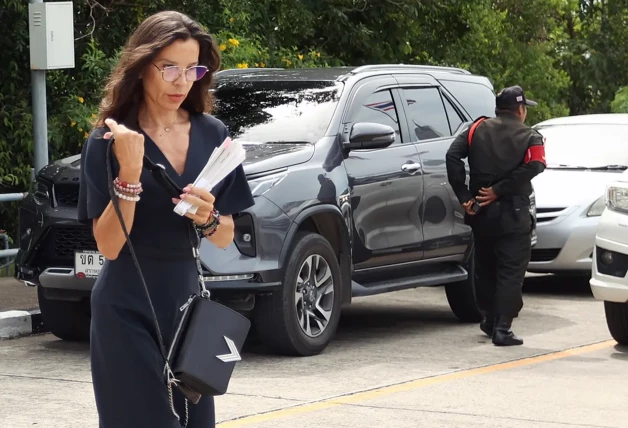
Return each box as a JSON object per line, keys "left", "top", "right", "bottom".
{"left": 401, "top": 162, "right": 422, "bottom": 174}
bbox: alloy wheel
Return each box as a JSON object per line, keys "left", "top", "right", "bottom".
{"left": 294, "top": 254, "right": 335, "bottom": 338}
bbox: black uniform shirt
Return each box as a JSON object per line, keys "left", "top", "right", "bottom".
{"left": 445, "top": 113, "right": 546, "bottom": 205}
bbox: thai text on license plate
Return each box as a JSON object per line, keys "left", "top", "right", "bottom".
{"left": 74, "top": 250, "right": 105, "bottom": 279}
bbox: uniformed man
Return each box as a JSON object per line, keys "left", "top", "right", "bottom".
{"left": 445, "top": 85, "right": 547, "bottom": 346}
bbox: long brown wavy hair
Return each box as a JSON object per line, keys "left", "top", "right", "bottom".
{"left": 93, "top": 11, "right": 221, "bottom": 129}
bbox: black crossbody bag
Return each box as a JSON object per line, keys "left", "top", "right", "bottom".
{"left": 104, "top": 137, "right": 251, "bottom": 427}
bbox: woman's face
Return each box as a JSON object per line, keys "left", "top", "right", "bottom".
{"left": 141, "top": 38, "right": 202, "bottom": 112}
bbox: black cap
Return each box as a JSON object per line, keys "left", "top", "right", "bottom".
{"left": 496, "top": 85, "right": 538, "bottom": 108}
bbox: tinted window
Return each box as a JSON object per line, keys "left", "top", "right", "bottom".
{"left": 354, "top": 90, "right": 401, "bottom": 142}
{"left": 212, "top": 80, "right": 342, "bottom": 143}
{"left": 402, "top": 87, "right": 451, "bottom": 141}
{"left": 535, "top": 123, "right": 628, "bottom": 168}
{"left": 439, "top": 80, "right": 496, "bottom": 120}
{"left": 443, "top": 95, "right": 464, "bottom": 134}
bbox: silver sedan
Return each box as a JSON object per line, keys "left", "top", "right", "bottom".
{"left": 527, "top": 114, "right": 628, "bottom": 276}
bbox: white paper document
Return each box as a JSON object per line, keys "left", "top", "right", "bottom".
{"left": 173, "top": 137, "right": 247, "bottom": 216}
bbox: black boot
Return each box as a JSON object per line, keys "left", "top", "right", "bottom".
{"left": 492, "top": 316, "right": 523, "bottom": 346}
{"left": 479, "top": 314, "right": 494, "bottom": 337}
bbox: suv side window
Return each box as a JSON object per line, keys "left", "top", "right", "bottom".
{"left": 439, "top": 80, "right": 496, "bottom": 120}
{"left": 401, "top": 87, "right": 451, "bottom": 142}
{"left": 442, "top": 94, "right": 464, "bottom": 135}
{"left": 354, "top": 89, "right": 401, "bottom": 143}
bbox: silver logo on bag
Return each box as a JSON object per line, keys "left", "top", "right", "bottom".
{"left": 216, "top": 336, "right": 241, "bottom": 362}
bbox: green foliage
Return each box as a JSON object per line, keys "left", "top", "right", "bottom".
{"left": 1, "top": 0, "right": 628, "bottom": 242}
{"left": 611, "top": 87, "right": 628, "bottom": 113}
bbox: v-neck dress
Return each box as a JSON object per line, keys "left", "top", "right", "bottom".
{"left": 77, "top": 111, "right": 254, "bottom": 428}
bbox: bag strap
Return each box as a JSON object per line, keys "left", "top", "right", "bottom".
{"left": 467, "top": 117, "right": 487, "bottom": 146}
{"left": 105, "top": 137, "right": 201, "bottom": 426}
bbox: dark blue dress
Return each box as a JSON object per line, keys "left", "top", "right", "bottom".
{"left": 77, "top": 111, "right": 254, "bottom": 427}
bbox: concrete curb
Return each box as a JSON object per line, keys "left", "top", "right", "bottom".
{"left": 0, "top": 309, "right": 47, "bottom": 339}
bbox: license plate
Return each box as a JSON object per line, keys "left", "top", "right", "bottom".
{"left": 74, "top": 250, "right": 105, "bottom": 279}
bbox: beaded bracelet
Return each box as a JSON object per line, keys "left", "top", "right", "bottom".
{"left": 114, "top": 181, "right": 143, "bottom": 195}
{"left": 114, "top": 177, "right": 143, "bottom": 194}
{"left": 196, "top": 210, "right": 221, "bottom": 237}
{"left": 115, "top": 189, "right": 140, "bottom": 202}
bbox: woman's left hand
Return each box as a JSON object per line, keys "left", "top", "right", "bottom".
{"left": 172, "top": 184, "right": 215, "bottom": 225}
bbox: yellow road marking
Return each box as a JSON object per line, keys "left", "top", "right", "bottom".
{"left": 217, "top": 340, "right": 615, "bottom": 427}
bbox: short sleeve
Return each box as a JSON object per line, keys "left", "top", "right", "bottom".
{"left": 212, "top": 125, "right": 255, "bottom": 216}
{"left": 77, "top": 128, "right": 112, "bottom": 224}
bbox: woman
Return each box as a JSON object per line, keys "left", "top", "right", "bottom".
{"left": 77, "top": 11, "right": 254, "bottom": 427}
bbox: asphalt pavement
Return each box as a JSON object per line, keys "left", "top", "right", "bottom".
{"left": 1, "top": 275, "right": 625, "bottom": 428}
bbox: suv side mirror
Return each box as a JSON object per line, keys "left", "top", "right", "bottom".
{"left": 344, "top": 122, "right": 396, "bottom": 150}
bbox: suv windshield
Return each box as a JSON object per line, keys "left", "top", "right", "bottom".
{"left": 212, "top": 80, "right": 342, "bottom": 144}
{"left": 535, "top": 123, "right": 628, "bottom": 168}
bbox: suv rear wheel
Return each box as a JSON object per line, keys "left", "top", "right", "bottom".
{"left": 445, "top": 246, "right": 483, "bottom": 322}
{"left": 604, "top": 301, "right": 628, "bottom": 345}
{"left": 37, "top": 287, "right": 91, "bottom": 341}
{"left": 254, "top": 232, "right": 342, "bottom": 356}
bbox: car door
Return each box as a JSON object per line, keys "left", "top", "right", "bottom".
{"left": 341, "top": 76, "right": 425, "bottom": 270}
{"left": 394, "top": 76, "right": 472, "bottom": 260}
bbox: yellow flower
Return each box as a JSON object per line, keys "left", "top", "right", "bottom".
{"left": 229, "top": 17, "right": 235, "bottom": 23}
{"left": 219, "top": 43, "right": 226, "bottom": 51}
{"left": 79, "top": 127, "right": 83, "bottom": 132}
{"left": 285, "top": 59, "right": 292, "bottom": 67}
{"left": 259, "top": 62, "right": 265, "bottom": 68}
{"left": 84, "top": 132, "right": 89, "bottom": 139}
{"left": 236, "top": 63, "right": 248, "bottom": 69}
{"left": 77, "top": 96, "right": 84, "bottom": 103}
{"left": 71, "top": 121, "right": 76, "bottom": 127}
{"left": 297, "top": 54, "right": 303, "bottom": 60}
{"left": 314, "top": 51, "right": 321, "bottom": 58}
{"left": 228, "top": 38, "right": 239, "bottom": 47}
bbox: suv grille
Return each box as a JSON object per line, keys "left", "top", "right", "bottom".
{"left": 53, "top": 227, "right": 98, "bottom": 259}
{"left": 54, "top": 184, "right": 80, "bottom": 206}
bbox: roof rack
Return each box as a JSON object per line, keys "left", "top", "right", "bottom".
{"left": 349, "top": 64, "right": 471, "bottom": 75}
{"left": 215, "top": 68, "right": 285, "bottom": 76}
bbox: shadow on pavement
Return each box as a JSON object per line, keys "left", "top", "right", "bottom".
{"left": 610, "top": 344, "right": 628, "bottom": 361}
{"left": 523, "top": 274, "right": 593, "bottom": 301}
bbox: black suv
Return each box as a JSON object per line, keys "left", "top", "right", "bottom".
{"left": 14, "top": 64, "right": 537, "bottom": 355}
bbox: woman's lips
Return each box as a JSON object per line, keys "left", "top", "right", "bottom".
{"left": 167, "top": 94, "right": 185, "bottom": 102}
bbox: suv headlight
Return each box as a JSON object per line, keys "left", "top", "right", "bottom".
{"left": 606, "top": 184, "right": 628, "bottom": 214}
{"left": 587, "top": 196, "right": 606, "bottom": 217}
{"left": 247, "top": 171, "right": 288, "bottom": 197}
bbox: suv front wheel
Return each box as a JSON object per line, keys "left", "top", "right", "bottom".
{"left": 254, "top": 232, "right": 342, "bottom": 356}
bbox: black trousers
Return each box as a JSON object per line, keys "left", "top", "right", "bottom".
{"left": 467, "top": 197, "right": 533, "bottom": 319}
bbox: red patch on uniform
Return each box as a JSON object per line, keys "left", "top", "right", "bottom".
{"left": 525, "top": 145, "right": 546, "bottom": 165}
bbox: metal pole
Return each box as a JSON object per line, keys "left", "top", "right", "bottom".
{"left": 30, "top": 0, "right": 48, "bottom": 173}
{"left": 0, "top": 193, "right": 28, "bottom": 203}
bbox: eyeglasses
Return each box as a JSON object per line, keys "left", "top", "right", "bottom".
{"left": 152, "top": 63, "right": 209, "bottom": 83}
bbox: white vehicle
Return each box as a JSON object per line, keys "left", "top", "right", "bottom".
{"left": 529, "top": 114, "right": 628, "bottom": 275}
{"left": 590, "top": 169, "right": 628, "bottom": 344}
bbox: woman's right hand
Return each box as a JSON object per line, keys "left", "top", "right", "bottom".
{"left": 104, "top": 118, "right": 145, "bottom": 175}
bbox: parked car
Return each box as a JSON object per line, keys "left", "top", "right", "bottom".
{"left": 590, "top": 169, "right": 628, "bottom": 344}
{"left": 14, "top": 64, "right": 537, "bottom": 356}
{"left": 528, "top": 114, "right": 628, "bottom": 276}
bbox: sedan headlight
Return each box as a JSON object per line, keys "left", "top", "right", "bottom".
{"left": 587, "top": 196, "right": 606, "bottom": 217}
{"left": 247, "top": 171, "right": 288, "bottom": 197}
{"left": 606, "top": 184, "right": 628, "bottom": 214}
